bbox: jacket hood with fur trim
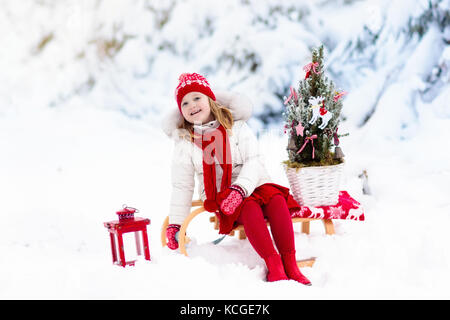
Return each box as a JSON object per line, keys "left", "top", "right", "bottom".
{"left": 162, "top": 90, "right": 253, "bottom": 139}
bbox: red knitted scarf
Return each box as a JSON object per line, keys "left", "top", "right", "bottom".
{"left": 193, "top": 124, "right": 232, "bottom": 212}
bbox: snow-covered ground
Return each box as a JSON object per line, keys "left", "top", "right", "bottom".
{"left": 1, "top": 97, "right": 449, "bottom": 299}
{"left": 0, "top": 0, "right": 449, "bottom": 299}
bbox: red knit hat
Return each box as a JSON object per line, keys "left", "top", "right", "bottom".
{"left": 175, "top": 72, "right": 216, "bottom": 111}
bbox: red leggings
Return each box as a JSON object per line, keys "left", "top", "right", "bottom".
{"left": 236, "top": 194, "right": 295, "bottom": 259}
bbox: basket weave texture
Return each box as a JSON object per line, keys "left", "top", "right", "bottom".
{"left": 284, "top": 163, "right": 344, "bottom": 207}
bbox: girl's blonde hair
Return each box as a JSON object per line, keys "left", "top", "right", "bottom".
{"left": 178, "top": 97, "right": 234, "bottom": 140}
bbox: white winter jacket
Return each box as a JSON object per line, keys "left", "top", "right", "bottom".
{"left": 162, "top": 91, "right": 272, "bottom": 225}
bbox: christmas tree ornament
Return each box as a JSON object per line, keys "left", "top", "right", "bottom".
{"left": 333, "top": 146, "right": 345, "bottom": 159}
{"left": 308, "top": 96, "right": 324, "bottom": 118}
{"left": 287, "top": 135, "right": 297, "bottom": 152}
{"left": 295, "top": 122, "right": 305, "bottom": 136}
{"left": 318, "top": 101, "right": 333, "bottom": 130}
{"left": 284, "top": 86, "right": 298, "bottom": 105}
{"left": 333, "top": 90, "right": 348, "bottom": 102}
{"left": 303, "top": 62, "right": 320, "bottom": 79}
{"left": 308, "top": 96, "right": 333, "bottom": 129}
{"left": 333, "top": 128, "right": 344, "bottom": 159}
{"left": 296, "top": 134, "right": 318, "bottom": 159}
{"left": 333, "top": 128, "right": 340, "bottom": 146}
{"left": 291, "top": 87, "right": 298, "bottom": 105}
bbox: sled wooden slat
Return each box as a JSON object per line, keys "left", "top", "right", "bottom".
{"left": 297, "top": 258, "right": 316, "bottom": 268}
{"left": 191, "top": 200, "right": 204, "bottom": 207}
{"left": 322, "top": 219, "right": 335, "bottom": 235}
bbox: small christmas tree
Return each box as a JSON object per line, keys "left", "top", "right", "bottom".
{"left": 283, "top": 45, "right": 348, "bottom": 168}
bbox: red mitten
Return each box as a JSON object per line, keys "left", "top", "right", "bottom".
{"left": 166, "top": 224, "right": 180, "bottom": 250}
{"left": 220, "top": 185, "right": 245, "bottom": 216}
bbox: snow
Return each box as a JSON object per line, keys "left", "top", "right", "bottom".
{"left": 1, "top": 99, "right": 449, "bottom": 299}
{"left": 1, "top": 0, "right": 449, "bottom": 300}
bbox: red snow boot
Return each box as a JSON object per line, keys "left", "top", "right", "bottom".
{"left": 264, "top": 254, "right": 289, "bottom": 282}
{"left": 281, "top": 252, "right": 312, "bottom": 286}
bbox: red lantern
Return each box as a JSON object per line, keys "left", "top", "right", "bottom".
{"left": 103, "top": 205, "right": 151, "bottom": 267}
{"left": 116, "top": 205, "right": 137, "bottom": 221}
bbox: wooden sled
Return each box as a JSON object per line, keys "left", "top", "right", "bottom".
{"left": 161, "top": 200, "right": 334, "bottom": 267}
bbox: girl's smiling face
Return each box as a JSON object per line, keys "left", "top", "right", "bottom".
{"left": 180, "top": 92, "right": 215, "bottom": 124}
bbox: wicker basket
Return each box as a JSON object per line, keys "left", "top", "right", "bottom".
{"left": 284, "top": 162, "right": 344, "bottom": 207}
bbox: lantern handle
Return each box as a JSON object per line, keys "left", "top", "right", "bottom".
{"left": 122, "top": 204, "right": 139, "bottom": 213}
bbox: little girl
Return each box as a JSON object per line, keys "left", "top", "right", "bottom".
{"left": 163, "top": 72, "right": 311, "bottom": 285}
